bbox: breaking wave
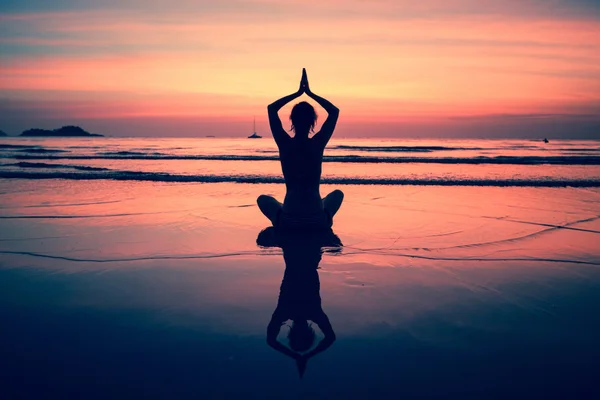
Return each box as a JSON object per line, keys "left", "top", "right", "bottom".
{"left": 1, "top": 170, "right": 598, "bottom": 187}
{"left": 4, "top": 162, "right": 110, "bottom": 171}
{"left": 8, "top": 153, "right": 600, "bottom": 165}
{"left": 332, "top": 145, "right": 484, "bottom": 152}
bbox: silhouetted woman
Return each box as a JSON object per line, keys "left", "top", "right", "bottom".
{"left": 257, "top": 69, "right": 344, "bottom": 230}
{"left": 257, "top": 227, "right": 340, "bottom": 378}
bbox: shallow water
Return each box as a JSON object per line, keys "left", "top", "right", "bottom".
{"left": 1, "top": 179, "right": 600, "bottom": 398}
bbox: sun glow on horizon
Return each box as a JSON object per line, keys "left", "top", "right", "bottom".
{"left": 1, "top": 0, "right": 599, "bottom": 137}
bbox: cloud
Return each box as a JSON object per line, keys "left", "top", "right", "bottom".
{"left": 1, "top": 0, "right": 599, "bottom": 138}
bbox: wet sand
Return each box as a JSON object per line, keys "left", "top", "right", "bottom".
{"left": 1, "top": 179, "right": 599, "bottom": 398}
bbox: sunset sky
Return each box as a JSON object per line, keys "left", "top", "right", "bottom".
{"left": 1, "top": 0, "right": 599, "bottom": 138}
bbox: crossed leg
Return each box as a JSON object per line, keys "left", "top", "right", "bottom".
{"left": 322, "top": 189, "right": 344, "bottom": 221}
{"left": 257, "top": 195, "right": 283, "bottom": 226}
{"left": 257, "top": 190, "right": 344, "bottom": 226}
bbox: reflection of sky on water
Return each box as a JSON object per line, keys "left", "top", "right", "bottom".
{"left": 2, "top": 256, "right": 599, "bottom": 398}
{"left": 1, "top": 179, "right": 600, "bottom": 397}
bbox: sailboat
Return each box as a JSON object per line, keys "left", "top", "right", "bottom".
{"left": 248, "top": 116, "right": 262, "bottom": 138}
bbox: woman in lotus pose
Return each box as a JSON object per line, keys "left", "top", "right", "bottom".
{"left": 257, "top": 69, "right": 344, "bottom": 230}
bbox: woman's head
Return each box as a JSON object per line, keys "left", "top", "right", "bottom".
{"left": 290, "top": 101, "right": 317, "bottom": 137}
{"left": 288, "top": 320, "right": 316, "bottom": 352}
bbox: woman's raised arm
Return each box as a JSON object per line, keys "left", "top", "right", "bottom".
{"left": 267, "top": 71, "right": 305, "bottom": 146}
{"left": 303, "top": 71, "right": 339, "bottom": 147}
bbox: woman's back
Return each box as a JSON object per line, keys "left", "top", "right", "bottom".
{"left": 280, "top": 139, "right": 322, "bottom": 186}
{"left": 257, "top": 68, "right": 343, "bottom": 229}
{"left": 279, "top": 138, "right": 324, "bottom": 214}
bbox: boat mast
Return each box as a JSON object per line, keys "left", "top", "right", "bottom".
{"left": 253, "top": 116, "right": 256, "bottom": 134}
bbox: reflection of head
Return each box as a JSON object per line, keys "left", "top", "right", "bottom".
{"left": 288, "top": 320, "right": 316, "bottom": 352}
{"left": 290, "top": 101, "right": 317, "bottom": 136}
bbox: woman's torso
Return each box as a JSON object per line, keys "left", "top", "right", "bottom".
{"left": 279, "top": 138, "right": 324, "bottom": 215}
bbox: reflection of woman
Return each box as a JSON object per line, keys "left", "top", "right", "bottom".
{"left": 257, "top": 68, "right": 344, "bottom": 231}
{"left": 257, "top": 227, "right": 341, "bottom": 377}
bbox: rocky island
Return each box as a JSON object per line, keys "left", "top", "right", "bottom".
{"left": 20, "top": 126, "right": 103, "bottom": 137}
{"left": 0, "top": 130, "right": 8, "bottom": 136}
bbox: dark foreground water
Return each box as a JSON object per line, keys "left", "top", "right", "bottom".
{"left": 2, "top": 263, "right": 600, "bottom": 399}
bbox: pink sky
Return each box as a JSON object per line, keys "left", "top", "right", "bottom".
{"left": 1, "top": 0, "right": 599, "bottom": 138}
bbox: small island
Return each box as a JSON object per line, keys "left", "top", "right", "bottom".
{"left": 0, "top": 130, "right": 8, "bottom": 136}
{"left": 20, "top": 125, "right": 103, "bottom": 137}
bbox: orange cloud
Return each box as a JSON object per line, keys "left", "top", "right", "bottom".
{"left": 1, "top": 1, "right": 599, "bottom": 135}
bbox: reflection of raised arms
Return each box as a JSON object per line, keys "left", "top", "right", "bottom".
{"left": 303, "top": 69, "right": 340, "bottom": 148}
{"left": 267, "top": 70, "right": 305, "bottom": 147}
{"left": 266, "top": 309, "right": 336, "bottom": 378}
{"left": 266, "top": 311, "right": 301, "bottom": 361}
{"left": 304, "top": 310, "right": 336, "bottom": 360}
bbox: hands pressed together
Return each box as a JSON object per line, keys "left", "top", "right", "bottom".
{"left": 298, "top": 68, "right": 312, "bottom": 95}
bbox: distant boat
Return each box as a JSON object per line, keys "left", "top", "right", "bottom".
{"left": 248, "top": 117, "right": 262, "bottom": 138}
{"left": 543, "top": 138, "right": 549, "bottom": 143}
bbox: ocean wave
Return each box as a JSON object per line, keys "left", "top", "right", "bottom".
{"left": 99, "top": 151, "right": 165, "bottom": 156}
{"left": 560, "top": 148, "right": 600, "bottom": 152}
{"left": 9, "top": 153, "right": 600, "bottom": 165}
{"left": 332, "top": 145, "right": 484, "bottom": 152}
{"left": 0, "top": 144, "right": 40, "bottom": 149}
{"left": 1, "top": 170, "right": 598, "bottom": 187}
{"left": 334, "top": 144, "right": 600, "bottom": 152}
{"left": 17, "top": 148, "right": 68, "bottom": 153}
{"left": 4, "top": 162, "right": 110, "bottom": 171}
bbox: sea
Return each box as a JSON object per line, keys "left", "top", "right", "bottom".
{"left": 1, "top": 137, "right": 599, "bottom": 186}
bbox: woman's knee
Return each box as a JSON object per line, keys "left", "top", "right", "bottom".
{"left": 326, "top": 190, "right": 344, "bottom": 203}
{"left": 332, "top": 189, "right": 344, "bottom": 201}
{"left": 257, "top": 195, "right": 269, "bottom": 206}
{"left": 257, "top": 194, "right": 278, "bottom": 208}
{"left": 257, "top": 195, "right": 281, "bottom": 214}
{"left": 324, "top": 189, "right": 344, "bottom": 216}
